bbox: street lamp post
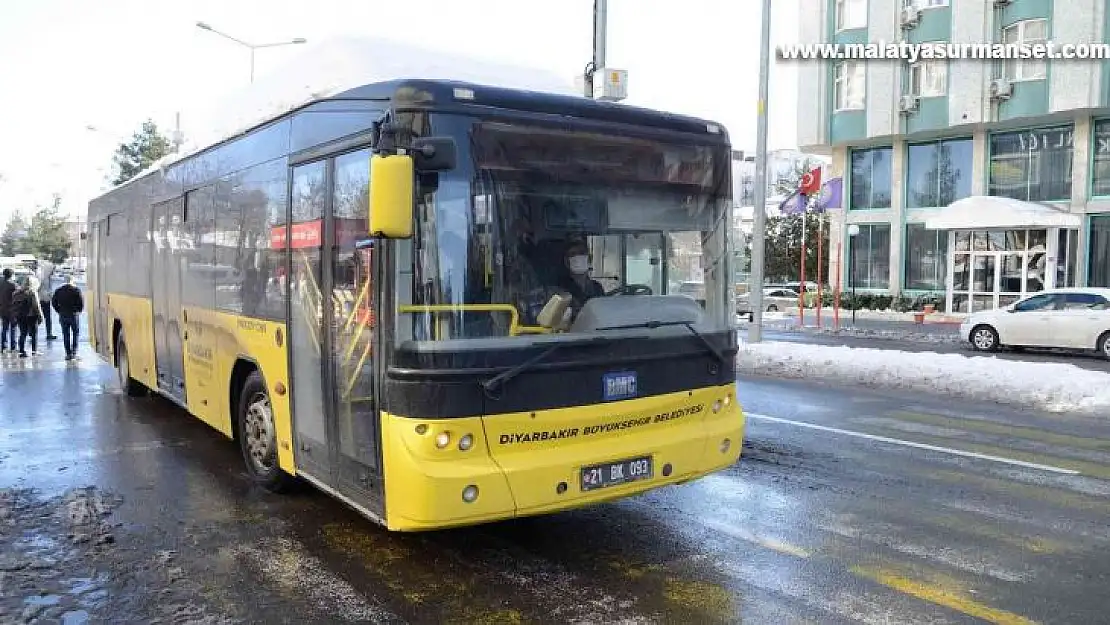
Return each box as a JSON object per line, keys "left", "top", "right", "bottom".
{"left": 847, "top": 224, "right": 860, "bottom": 325}
{"left": 195, "top": 22, "right": 306, "bottom": 83}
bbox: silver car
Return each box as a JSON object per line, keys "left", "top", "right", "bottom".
{"left": 736, "top": 288, "right": 800, "bottom": 321}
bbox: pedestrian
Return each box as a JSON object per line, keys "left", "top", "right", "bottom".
{"left": 51, "top": 275, "right": 84, "bottom": 360}
{"left": 35, "top": 259, "right": 57, "bottom": 341}
{"left": 0, "top": 268, "right": 16, "bottom": 354}
{"left": 12, "top": 276, "right": 43, "bottom": 358}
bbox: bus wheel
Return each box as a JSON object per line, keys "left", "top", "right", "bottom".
{"left": 115, "top": 332, "right": 146, "bottom": 397}
{"left": 237, "top": 371, "right": 294, "bottom": 493}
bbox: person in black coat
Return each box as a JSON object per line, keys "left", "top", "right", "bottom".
{"left": 0, "top": 268, "right": 16, "bottom": 353}
{"left": 12, "top": 277, "right": 43, "bottom": 358}
{"left": 52, "top": 276, "right": 85, "bottom": 360}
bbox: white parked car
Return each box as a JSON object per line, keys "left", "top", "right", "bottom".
{"left": 960, "top": 288, "right": 1110, "bottom": 358}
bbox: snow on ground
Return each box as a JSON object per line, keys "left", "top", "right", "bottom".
{"left": 737, "top": 341, "right": 1110, "bottom": 415}
{"left": 736, "top": 315, "right": 960, "bottom": 344}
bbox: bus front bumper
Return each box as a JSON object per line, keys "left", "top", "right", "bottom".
{"left": 380, "top": 384, "right": 744, "bottom": 531}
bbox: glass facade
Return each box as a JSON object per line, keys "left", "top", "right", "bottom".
{"left": 1091, "top": 120, "right": 1110, "bottom": 197}
{"left": 1090, "top": 215, "right": 1110, "bottom": 288}
{"left": 848, "top": 224, "right": 890, "bottom": 289}
{"left": 850, "top": 147, "right": 893, "bottom": 210}
{"left": 988, "top": 125, "right": 1073, "bottom": 202}
{"left": 904, "top": 224, "right": 946, "bottom": 291}
{"left": 906, "top": 139, "right": 972, "bottom": 208}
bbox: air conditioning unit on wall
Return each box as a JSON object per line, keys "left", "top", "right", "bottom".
{"left": 989, "top": 78, "right": 1013, "bottom": 100}
{"left": 899, "top": 95, "right": 920, "bottom": 113}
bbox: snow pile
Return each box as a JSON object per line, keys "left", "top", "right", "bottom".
{"left": 737, "top": 341, "right": 1110, "bottom": 414}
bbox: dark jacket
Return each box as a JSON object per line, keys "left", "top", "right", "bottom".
{"left": 12, "top": 290, "right": 41, "bottom": 322}
{"left": 52, "top": 284, "right": 84, "bottom": 316}
{"left": 0, "top": 278, "right": 14, "bottom": 316}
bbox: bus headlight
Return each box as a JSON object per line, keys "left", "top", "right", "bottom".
{"left": 435, "top": 432, "right": 452, "bottom": 449}
{"left": 462, "top": 485, "right": 479, "bottom": 502}
{"left": 458, "top": 434, "right": 474, "bottom": 451}
{"left": 712, "top": 399, "right": 723, "bottom": 413}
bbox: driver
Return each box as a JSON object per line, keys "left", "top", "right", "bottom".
{"left": 559, "top": 240, "right": 605, "bottom": 309}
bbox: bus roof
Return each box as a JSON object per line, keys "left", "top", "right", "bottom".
{"left": 93, "top": 37, "right": 729, "bottom": 201}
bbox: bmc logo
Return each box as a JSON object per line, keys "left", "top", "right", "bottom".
{"left": 602, "top": 371, "right": 638, "bottom": 401}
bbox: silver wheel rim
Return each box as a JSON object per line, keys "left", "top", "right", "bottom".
{"left": 973, "top": 328, "right": 995, "bottom": 350}
{"left": 244, "top": 391, "right": 275, "bottom": 474}
{"left": 1103, "top": 338, "right": 1110, "bottom": 357}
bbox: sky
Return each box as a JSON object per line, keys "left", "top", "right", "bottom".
{"left": 0, "top": 0, "right": 801, "bottom": 223}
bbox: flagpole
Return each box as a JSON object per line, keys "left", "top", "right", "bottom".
{"left": 817, "top": 211, "right": 823, "bottom": 328}
{"left": 799, "top": 202, "right": 807, "bottom": 327}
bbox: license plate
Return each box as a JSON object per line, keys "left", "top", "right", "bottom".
{"left": 580, "top": 456, "right": 653, "bottom": 492}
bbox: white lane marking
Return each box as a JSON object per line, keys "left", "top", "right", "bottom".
{"left": 746, "top": 412, "right": 1080, "bottom": 476}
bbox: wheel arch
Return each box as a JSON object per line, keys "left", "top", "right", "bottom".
{"left": 228, "top": 355, "right": 266, "bottom": 442}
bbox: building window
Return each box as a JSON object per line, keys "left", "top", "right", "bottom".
{"left": 988, "top": 126, "right": 1073, "bottom": 202}
{"left": 834, "top": 61, "right": 866, "bottom": 111}
{"left": 904, "top": 224, "right": 947, "bottom": 291}
{"left": 906, "top": 138, "right": 972, "bottom": 208}
{"left": 848, "top": 224, "right": 890, "bottom": 289}
{"left": 1002, "top": 19, "right": 1048, "bottom": 81}
{"left": 1090, "top": 119, "right": 1110, "bottom": 197}
{"left": 1090, "top": 215, "right": 1110, "bottom": 288}
{"left": 849, "top": 147, "right": 892, "bottom": 209}
{"left": 908, "top": 59, "right": 947, "bottom": 98}
{"left": 836, "top": 0, "right": 867, "bottom": 31}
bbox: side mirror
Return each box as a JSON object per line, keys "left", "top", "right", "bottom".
{"left": 368, "top": 154, "right": 414, "bottom": 239}
{"left": 412, "top": 137, "right": 457, "bottom": 172}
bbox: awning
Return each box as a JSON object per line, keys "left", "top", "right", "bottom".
{"left": 924, "top": 195, "right": 1081, "bottom": 230}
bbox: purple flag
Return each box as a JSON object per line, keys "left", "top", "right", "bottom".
{"left": 814, "top": 177, "right": 843, "bottom": 212}
{"left": 778, "top": 191, "right": 806, "bottom": 215}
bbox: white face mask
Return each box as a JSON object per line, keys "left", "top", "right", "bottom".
{"left": 567, "top": 255, "right": 589, "bottom": 275}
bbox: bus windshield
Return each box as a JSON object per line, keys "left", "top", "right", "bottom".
{"left": 400, "top": 114, "right": 734, "bottom": 343}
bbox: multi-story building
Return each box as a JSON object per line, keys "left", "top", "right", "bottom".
{"left": 63, "top": 218, "right": 87, "bottom": 268}
{"left": 798, "top": 0, "right": 1110, "bottom": 313}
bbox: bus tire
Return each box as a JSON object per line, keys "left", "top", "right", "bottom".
{"left": 115, "top": 332, "right": 146, "bottom": 397}
{"left": 237, "top": 371, "right": 294, "bottom": 493}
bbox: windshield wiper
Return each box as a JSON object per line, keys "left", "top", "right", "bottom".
{"left": 595, "top": 320, "right": 728, "bottom": 366}
{"left": 480, "top": 336, "right": 613, "bottom": 400}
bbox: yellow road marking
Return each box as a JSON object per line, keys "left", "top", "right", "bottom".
{"left": 851, "top": 565, "right": 1038, "bottom": 625}
{"left": 701, "top": 518, "right": 812, "bottom": 558}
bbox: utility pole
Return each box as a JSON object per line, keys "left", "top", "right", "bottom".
{"left": 585, "top": 0, "right": 609, "bottom": 98}
{"left": 747, "top": 0, "right": 772, "bottom": 343}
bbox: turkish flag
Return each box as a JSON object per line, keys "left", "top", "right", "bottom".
{"left": 799, "top": 167, "right": 822, "bottom": 196}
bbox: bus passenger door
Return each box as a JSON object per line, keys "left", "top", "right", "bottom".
{"left": 153, "top": 197, "right": 187, "bottom": 402}
{"left": 288, "top": 161, "right": 333, "bottom": 484}
{"left": 327, "top": 148, "right": 382, "bottom": 508}
{"left": 150, "top": 201, "right": 172, "bottom": 396}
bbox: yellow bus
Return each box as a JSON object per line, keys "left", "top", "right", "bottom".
{"left": 87, "top": 78, "right": 744, "bottom": 531}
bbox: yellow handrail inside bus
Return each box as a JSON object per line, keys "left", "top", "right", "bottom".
{"left": 398, "top": 304, "right": 550, "bottom": 337}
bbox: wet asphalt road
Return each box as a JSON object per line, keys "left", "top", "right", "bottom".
{"left": 3, "top": 332, "right": 1110, "bottom": 623}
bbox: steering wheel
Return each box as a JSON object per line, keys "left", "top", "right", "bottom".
{"left": 606, "top": 284, "right": 653, "bottom": 296}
